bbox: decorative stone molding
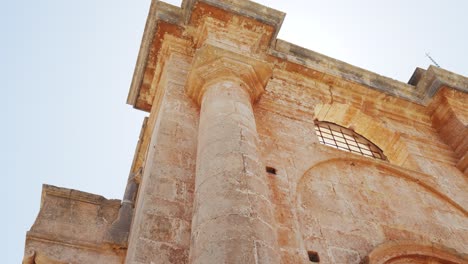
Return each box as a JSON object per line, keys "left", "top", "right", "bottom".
{"left": 181, "top": 0, "right": 285, "bottom": 39}
{"left": 191, "top": 16, "right": 266, "bottom": 54}
{"left": 413, "top": 66, "right": 468, "bottom": 104}
{"left": 39, "top": 184, "right": 119, "bottom": 206}
{"left": 25, "top": 185, "right": 123, "bottom": 251}
{"left": 23, "top": 250, "right": 68, "bottom": 264}
{"left": 313, "top": 106, "right": 410, "bottom": 167}
{"left": 146, "top": 35, "right": 193, "bottom": 107}
{"left": 127, "top": 0, "right": 184, "bottom": 109}
{"left": 427, "top": 88, "right": 468, "bottom": 174}
{"left": 297, "top": 157, "right": 468, "bottom": 217}
{"left": 186, "top": 45, "right": 272, "bottom": 105}
{"left": 127, "top": 0, "right": 283, "bottom": 111}
{"left": 363, "top": 241, "right": 468, "bottom": 264}
{"left": 128, "top": 0, "right": 467, "bottom": 112}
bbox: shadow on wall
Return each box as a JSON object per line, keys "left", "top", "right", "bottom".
{"left": 296, "top": 158, "right": 467, "bottom": 263}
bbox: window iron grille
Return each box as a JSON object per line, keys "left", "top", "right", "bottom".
{"left": 314, "top": 121, "right": 387, "bottom": 160}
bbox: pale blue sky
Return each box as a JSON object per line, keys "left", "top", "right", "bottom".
{"left": 3, "top": 0, "right": 467, "bottom": 263}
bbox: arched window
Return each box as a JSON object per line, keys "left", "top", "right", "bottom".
{"left": 314, "top": 121, "right": 386, "bottom": 160}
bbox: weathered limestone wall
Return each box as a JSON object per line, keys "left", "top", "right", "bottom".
{"left": 259, "top": 68, "right": 467, "bottom": 191}
{"left": 24, "top": 185, "right": 125, "bottom": 264}
{"left": 123, "top": 1, "right": 468, "bottom": 263}
{"left": 253, "top": 70, "right": 468, "bottom": 263}
{"left": 24, "top": 1, "right": 468, "bottom": 263}
{"left": 297, "top": 159, "right": 467, "bottom": 263}
{"left": 125, "top": 50, "right": 198, "bottom": 264}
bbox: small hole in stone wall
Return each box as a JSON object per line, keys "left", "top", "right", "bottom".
{"left": 266, "top": 166, "right": 277, "bottom": 175}
{"left": 308, "top": 251, "right": 320, "bottom": 262}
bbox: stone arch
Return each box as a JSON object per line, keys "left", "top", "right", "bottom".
{"left": 295, "top": 157, "right": 467, "bottom": 262}
{"left": 363, "top": 241, "right": 468, "bottom": 264}
{"left": 314, "top": 103, "right": 411, "bottom": 168}
{"left": 297, "top": 157, "right": 467, "bottom": 216}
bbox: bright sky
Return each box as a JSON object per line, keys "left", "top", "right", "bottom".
{"left": 3, "top": 0, "right": 467, "bottom": 262}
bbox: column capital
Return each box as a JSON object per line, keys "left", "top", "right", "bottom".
{"left": 186, "top": 45, "right": 272, "bottom": 106}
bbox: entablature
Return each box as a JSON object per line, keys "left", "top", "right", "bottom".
{"left": 127, "top": 0, "right": 468, "bottom": 113}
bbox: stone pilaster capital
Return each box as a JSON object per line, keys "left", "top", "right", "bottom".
{"left": 186, "top": 45, "right": 272, "bottom": 106}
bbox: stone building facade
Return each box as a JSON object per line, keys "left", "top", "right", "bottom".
{"left": 23, "top": 0, "right": 468, "bottom": 263}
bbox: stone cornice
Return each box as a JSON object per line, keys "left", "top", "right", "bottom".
{"left": 29, "top": 185, "right": 123, "bottom": 254}
{"left": 127, "top": 1, "right": 184, "bottom": 108}
{"left": 414, "top": 66, "right": 468, "bottom": 104}
{"left": 40, "top": 184, "right": 120, "bottom": 208}
{"left": 127, "top": 0, "right": 467, "bottom": 111}
{"left": 272, "top": 40, "right": 468, "bottom": 105}
{"left": 271, "top": 40, "right": 419, "bottom": 101}
{"left": 186, "top": 45, "right": 272, "bottom": 105}
{"left": 181, "top": 0, "right": 285, "bottom": 40}
{"left": 127, "top": 0, "right": 283, "bottom": 111}
{"left": 26, "top": 231, "right": 118, "bottom": 252}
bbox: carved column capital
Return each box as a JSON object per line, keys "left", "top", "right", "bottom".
{"left": 186, "top": 45, "right": 272, "bottom": 106}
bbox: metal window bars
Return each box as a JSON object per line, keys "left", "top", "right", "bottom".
{"left": 314, "top": 121, "right": 387, "bottom": 160}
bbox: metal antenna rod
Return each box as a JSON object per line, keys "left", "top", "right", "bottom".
{"left": 425, "top": 52, "right": 441, "bottom": 67}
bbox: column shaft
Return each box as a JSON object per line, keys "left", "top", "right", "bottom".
{"left": 190, "top": 79, "right": 279, "bottom": 263}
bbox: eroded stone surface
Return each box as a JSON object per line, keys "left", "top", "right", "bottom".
{"left": 24, "top": 185, "right": 125, "bottom": 264}
{"left": 24, "top": 0, "right": 468, "bottom": 263}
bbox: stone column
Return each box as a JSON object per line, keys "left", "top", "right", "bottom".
{"left": 187, "top": 46, "right": 279, "bottom": 263}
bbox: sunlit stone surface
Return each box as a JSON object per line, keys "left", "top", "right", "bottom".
{"left": 23, "top": 1, "right": 467, "bottom": 263}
